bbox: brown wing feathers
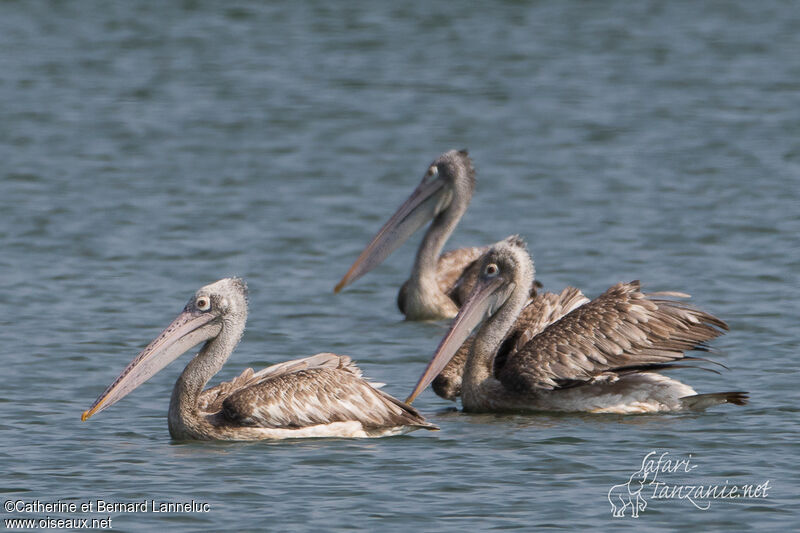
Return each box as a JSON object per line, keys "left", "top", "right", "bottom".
{"left": 497, "top": 281, "right": 729, "bottom": 393}
{"left": 216, "top": 361, "right": 433, "bottom": 430}
{"left": 432, "top": 287, "right": 589, "bottom": 400}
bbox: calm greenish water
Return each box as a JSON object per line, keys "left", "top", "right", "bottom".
{"left": 1, "top": 1, "right": 798, "bottom": 530}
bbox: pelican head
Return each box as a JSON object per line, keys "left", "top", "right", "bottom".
{"left": 81, "top": 278, "right": 248, "bottom": 421}
{"left": 334, "top": 149, "right": 475, "bottom": 293}
{"left": 406, "top": 236, "right": 533, "bottom": 403}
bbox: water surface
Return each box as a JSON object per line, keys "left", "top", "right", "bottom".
{"left": 1, "top": 1, "right": 798, "bottom": 530}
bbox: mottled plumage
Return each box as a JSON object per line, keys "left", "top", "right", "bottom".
{"left": 198, "top": 352, "right": 359, "bottom": 414}
{"left": 433, "top": 286, "right": 588, "bottom": 400}
{"left": 219, "top": 356, "right": 431, "bottom": 432}
{"left": 398, "top": 245, "right": 488, "bottom": 316}
{"left": 83, "top": 279, "right": 437, "bottom": 440}
{"left": 496, "top": 281, "right": 729, "bottom": 393}
{"left": 408, "top": 237, "right": 748, "bottom": 414}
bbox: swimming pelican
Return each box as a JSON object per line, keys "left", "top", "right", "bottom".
{"left": 334, "top": 150, "right": 490, "bottom": 320}
{"left": 407, "top": 237, "right": 748, "bottom": 413}
{"left": 431, "top": 285, "right": 589, "bottom": 401}
{"left": 81, "top": 278, "right": 437, "bottom": 440}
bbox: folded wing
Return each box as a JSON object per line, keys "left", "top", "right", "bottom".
{"left": 201, "top": 353, "right": 433, "bottom": 430}
{"left": 432, "top": 286, "right": 590, "bottom": 400}
{"left": 497, "top": 281, "right": 729, "bottom": 393}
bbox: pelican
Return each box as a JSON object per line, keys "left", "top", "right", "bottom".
{"left": 81, "top": 278, "right": 437, "bottom": 440}
{"left": 431, "top": 286, "right": 589, "bottom": 401}
{"left": 407, "top": 237, "right": 749, "bottom": 413}
{"left": 334, "top": 149, "right": 539, "bottom": 398}
{"left": 334, "top": 150, "right": 490, "bottom": 320}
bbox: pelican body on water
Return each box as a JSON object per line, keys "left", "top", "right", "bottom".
{"left": 407, "top": 237, "right": 748, "bottom": 414}
{"left": 82, "top": 278, "right": 437, "bottom": 440}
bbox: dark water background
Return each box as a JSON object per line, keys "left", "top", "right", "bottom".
{"left": 1, "top": 1, "right": 798, "bottom": 530}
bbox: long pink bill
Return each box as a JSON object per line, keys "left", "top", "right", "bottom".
{"left": 405, "top": 277, "right": 512, "bottom": 404}
{"left": 334, "top": 176, "right": 449, "bottom": 293}
{"left": 81, "top": 310, "right": 220, "bottom": 421}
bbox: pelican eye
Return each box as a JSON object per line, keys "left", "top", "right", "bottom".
{"left": 196, "top": 297, "right": 211, "bottom": 311}
{"left": 426, "top": 165, "right": 438, "bottom": 178}
{"left": 485, "top": 264, "right": 499, "bottom": 276}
